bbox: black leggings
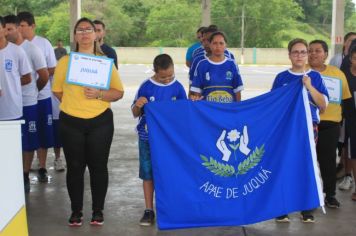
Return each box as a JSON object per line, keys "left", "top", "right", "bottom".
{"left": 59, "top": 109, "right": 114, "bottom": 212}
{"left": 316, "top": 121, "right": 340, "bottom": 198}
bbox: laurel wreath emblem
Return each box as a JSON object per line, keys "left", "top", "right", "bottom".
{"left": 200, "top": 145, "right": 265, "bottom": 177}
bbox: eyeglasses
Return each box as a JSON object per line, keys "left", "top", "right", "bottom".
{"left": 75, "top": 28, "right": 94, "bottom": 34}
{"left": 290, "top": 50, "right": 308, "bottom": 57}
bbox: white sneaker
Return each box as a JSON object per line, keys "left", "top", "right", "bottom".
{"left": 30, "top": 157, "right": 40, "bottom": 171}
{"left": 54, "top": 158, "right": 65, "bottom": 171}
{"left": 338, "top": 176, "right": 353, "bottom": 190}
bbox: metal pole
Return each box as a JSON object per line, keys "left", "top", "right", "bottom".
{"left": 69, "top": 0, "right": 81, "bottom": 51}
{"left": 240, "top": 4, "right": 245, "bottom": 65}
{"left": 202, "top": 0, "right": 211, "bottom": 26}
{"left": 331, "top": 0, "right": 344, "bottom": 58}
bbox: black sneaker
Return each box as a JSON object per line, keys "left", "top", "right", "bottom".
{"left": 139, "top": 209, "right": 155, "bottom": 226}
{"left": 90, "top": 210, "right": 104, "bottom": 226}
{"left": 275, "top": 214, "right": 290, "bottom": 223}
{"left": 325, "top": 196, "right": 340, "bottom": 208}
{"left": 68, "top": 212, "right": 83, "bottom": 227}
{"left": 37, "top": 168, "right": 48, "bottom": 182}
{"left": 301, "top": 212, "right": 315, "bottom": 223}
{"left": 24, "top": 173, "right": 30, "bottom": 193}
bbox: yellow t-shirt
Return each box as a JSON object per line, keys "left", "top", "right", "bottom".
{"left": 319, "top": 65, "right": 351, "bottom": 122}
{"left": 52, "top": 54, "right": 124, "bottom": 119}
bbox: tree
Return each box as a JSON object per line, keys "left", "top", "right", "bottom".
{"left": 35, "top": 2, "right": 95, "bottom": 45}
{"left": 345, "top": 11, "right": 356, "bottom": 33}
{"left": 295, "top": 0, "right": 355, "bottom": 30}
{"left": 145, "top": 0, "right": 201, "bottom": 47}
{"left": 0, "top": 0, "right": 65, "bottom": 15}
{"left": 82, "top": 0, "right": 133, "bottom": 46}
{"left": 212, "top": 0, "right": 303, "bottom": 47}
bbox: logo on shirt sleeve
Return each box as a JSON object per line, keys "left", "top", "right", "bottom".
{"left": 226, "top": 71, "right": 232, "bottom": 80}
{"left": 5, "top": 59, "right": 13, "bottom": 72}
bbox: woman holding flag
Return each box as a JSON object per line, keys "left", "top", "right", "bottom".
{"left": 272, "top": 38, "right": 329, "bottom": 223}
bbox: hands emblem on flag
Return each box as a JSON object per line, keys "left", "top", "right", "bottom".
{"left": 216, "top": 130, "right": 232, "bottom": 162}
{"left": 217, "top": 126, "right": 251, "bottom": 162}
{"left": 239, "top": 126, "right": 251, "bottom": 156}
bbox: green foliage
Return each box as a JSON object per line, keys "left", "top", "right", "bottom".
{"left": 345, "top": 12, "right": 356, "bottom": 33}
{"left": 1, "top": 0, "right": 354, "bottom": 47}
{"left": 237, "top": 145, "right": 264, "bottom": 175}
{"left": 200, "top": 155, "right": 236, "bottom": 177}
{"left": 82, "top": 0, "right": 133, "bottom": 46}
{"left": 212, "top": 0, "right": 304, "bottom": 47}
{"left": 279, "top": 23, "right": 331, "bottom": 48}
{"left": 200, "top": 144, "right": 264, "bottom": 177}
{"left": 145, "top": 0, "right": 201, "bottom": 47}
{"left": 36, "top": 2, "right": 69, "bottom": 45}
{"left": 0, "top": 0, "right": 65, "bottom": 16}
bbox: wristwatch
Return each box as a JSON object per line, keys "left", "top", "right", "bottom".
{"left": 96, "top": 90, "right": 103, "bottom": 100}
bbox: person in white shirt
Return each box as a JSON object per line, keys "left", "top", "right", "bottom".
{"left": 4, "top": 14, "right": 50, "bottom": 192}
{"left": 0, "top": 16, "right": 32, "bottom": 121}
{"left": 18, "top": 11, "right": 65, "bottom": 181}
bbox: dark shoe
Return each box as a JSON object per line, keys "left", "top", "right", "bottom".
{"left": 325, "top": 196, "right": 340, "bottom": 208}
{"left": 68, "top": 211, "right": 83, "bottom": 227}
{"left": 37, "top": 168, "right": 48, "bottom": 182}
{"left": 275, "top": 214, "right": 290, "bottom": 223}
{"left": 24, "top": 174, "right": 30, "bottom": 193}
{"left": 139, "top": 209, "right": 155, "bottom": 226}
{"left": 301, "top": 211, "right": 314, "bottom": 223}
{"left": 90, "top": 210, "right": 104, "bottom": 226}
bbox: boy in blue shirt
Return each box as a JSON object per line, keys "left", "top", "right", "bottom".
{"left": 132, "top": 54, "right": 187, "bottom": 226}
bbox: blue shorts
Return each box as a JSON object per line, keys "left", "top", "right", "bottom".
{"left": 52, "top": 119, "right": 62, "bottom": 148}
{"left": 139, "top": 139, "right": 153, "bottom": 180}
{"left": 37, "top": 97, "right": 54, "bottom": 148}
{"left": 21, "top": 104, "right": 40, "bottom": 151}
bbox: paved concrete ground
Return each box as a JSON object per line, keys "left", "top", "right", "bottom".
{"left": 26, "top": 65, "right": 356, "bottom": 236}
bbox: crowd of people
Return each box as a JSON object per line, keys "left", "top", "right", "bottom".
{"left": 0, "top": 11, "right": 355, "bottom": 228}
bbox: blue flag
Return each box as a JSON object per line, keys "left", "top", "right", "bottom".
{"left": 145, "top": 80, "right": 324, "bottom": 230}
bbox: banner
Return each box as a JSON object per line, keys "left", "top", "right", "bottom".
{"left": 0, "top": 121, "right": 28, "bottom": 236}
{"left": 145, "top": 80, "right": 324, "bottom": 230}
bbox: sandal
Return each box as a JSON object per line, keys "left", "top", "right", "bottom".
{"left": 352, "top": 192, "right": 356, "bottom": 201}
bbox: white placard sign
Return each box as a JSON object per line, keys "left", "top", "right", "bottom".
{"left": 66, "top": 52, "right": 113, "bottom": 90}
{"left": 321, "top": 75, "right": 341, "bottom": 104}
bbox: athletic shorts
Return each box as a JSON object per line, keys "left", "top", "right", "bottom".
{"left": 138, "top": 139, "right": 153, "bottom": 180}
{"left": 21, "top": 104, "right": 40, "bottom": 151}
{"left": 37, "top": 97, "right": 54, "bottom": 148}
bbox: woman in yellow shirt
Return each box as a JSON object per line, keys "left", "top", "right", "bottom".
{"left": 52, "top": 17, "right": 124, "bottom": 227}
{"left": 308, "top": 40, "right": 351, "bottom": 208}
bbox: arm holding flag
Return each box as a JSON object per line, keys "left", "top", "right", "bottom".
{"left": 132, "top": 97, "right": 148, "bottom": 118}
{"left": 302, "top": 74, "right": 328, "bottom": 113}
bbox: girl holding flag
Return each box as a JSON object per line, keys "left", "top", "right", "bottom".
{"left": 272, "top": 38, "right": 329, "bottom": 223}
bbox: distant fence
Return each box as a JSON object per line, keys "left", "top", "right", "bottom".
{"left": 115, "top": 47, "right": 291, "bottom": 65}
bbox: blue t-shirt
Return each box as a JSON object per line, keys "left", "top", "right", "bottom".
{"left": 192, "top": 46, "right": 204, "bottom": 59}
{"left": 186, "top": 42, "right": 201, "bottom": 63}
{"left": 101, "top": 43, "right": 118, "bottom": 68}
{"left": 133, "top": 78, "right": 187, "bottom": 140}
{"left": 190, "top": 58, "right": 244, "bottom": 103}
{"left": 272, "top": 69, "right": 329, "bottom": 123}
{"left": 189, "top": 50, "right": 236, "bottom": 83}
